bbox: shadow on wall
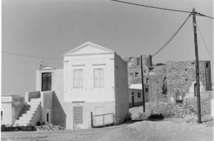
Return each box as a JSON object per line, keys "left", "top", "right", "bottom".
{"left": 52, "top": 92, "right": 66, "bottom": 127}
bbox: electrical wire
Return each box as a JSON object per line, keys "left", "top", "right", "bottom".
{"left": 196, "top": 23, "right": 213, "bottom": 62}
{"left": 111, "top": 0, "right": 214, "bottom": 19}
{"left": 112, "top": 0, "right": 191, "bottom": 14}
{"left": 197, "top": 13, "right": 214, "bottom": 20}
{"left": 152, "top": 13, "right": 192, "bottom": 57}
{"left": 2, "top": 50, "right": 62, "bottom": 60}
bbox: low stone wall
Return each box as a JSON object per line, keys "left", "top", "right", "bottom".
{"left": 137, "top": 101, "right": 198, "bottom": 120}
{"left": 25, "top": 91, "right": 41, "bottom": 102}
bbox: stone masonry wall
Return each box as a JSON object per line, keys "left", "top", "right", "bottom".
{"left": 125, "top": 56, "right": 152, "bottom": 85}
{"left": 166, "top": 61, "right": 212, "bottom": 102}
{"left": 148, "top": 60, "right": 212, "bottom": 103}
{"left": 149, "top": 65, "right": 167, "bottom": 102}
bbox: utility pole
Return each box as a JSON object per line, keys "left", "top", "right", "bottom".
{"left": 140, "top": 55, "right": 145, "bottom": 112}
{"left": 192, "top": 8, "right": 202, "bottom": 123}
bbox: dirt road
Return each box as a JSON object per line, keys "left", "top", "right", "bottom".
{"left": 1, "top": 123, "right": 128, "bottom": 141}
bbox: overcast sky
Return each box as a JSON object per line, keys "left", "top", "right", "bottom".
{"left": 2, "top": 0, "right": 213, "bottom": 96}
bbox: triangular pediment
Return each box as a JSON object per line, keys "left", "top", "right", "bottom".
{"left": 39, "top": 65, "right": 55, "bottom": 70}
{"left": 64, "top": 42, "right": 114, "bottom": 56}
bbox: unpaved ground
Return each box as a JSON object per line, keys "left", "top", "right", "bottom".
{"left": 1, "top": 119, "right": 213, "bottom": 141}
{"left": 1, "top": 123, "right": 128, "bottom": 141}
{"left": 2, "top": 119, "right": 213, "bottom": 141}
{"left": 97, "top": 120, "right": 213, "bottom": 141}
{"left": 2, "top": 106, "right": 213, "bottom": 141}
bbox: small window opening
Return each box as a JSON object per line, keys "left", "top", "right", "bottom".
{"left": 206, "top": 63, "right": 209, "bottom": 68}
{"left": 132, "top": 92, "right": 134, "bottom": 96}
{"left": 135, "top": 72, "right": 139, "bottom": 77}
{"left": 145, "top": 88, "right": 149, "bottom": 92}
{"left": 138, "top": 92, "right": 141, "bottom": 98}
{"left": 146, "top": 78, "right": 149, "bottom": 84}
{"left": 162, "top": 77, "right": 167, "bottom": 95}
{"left": 175, "top": 90, "right": 183, "bottom": 103}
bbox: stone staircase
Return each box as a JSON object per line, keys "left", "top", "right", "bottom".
{"left": 15, "top": 98, "right": 41, "bottom": 126}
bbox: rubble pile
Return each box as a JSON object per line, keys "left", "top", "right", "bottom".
{"left": 36, "top": 123, "right": 64, "bottom": 131}
{"left": 138, "top": 102, "right": 197, "bottom": 119}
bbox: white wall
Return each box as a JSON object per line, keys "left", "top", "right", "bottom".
{"left": 129, "top": 87, "right": 150, "bottom": 106}
{"left": 40, "top": 91, "right": 53, "bottom": 123}
{"left": 64, "top": 101, "right": 115, "bottom": 130}
{"left": 1, "top": 95, "right": 25, "bottom": 125}
{"left": 114, "top": 53, "right": 129, "bottom": 123}
{"left": 1, "top": 103, "right": 12, "bottom": 125}
{"left": 64, "top": 54, "right": 115, "bottom": 102}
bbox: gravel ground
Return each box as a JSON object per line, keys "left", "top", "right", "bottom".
{"left": 97, "top": 120, "right": 213, "bottom": 141}
{"left": 2, "top": 106, "right": 213, "bottom": 141}
{"left": 2, "top": 119, "right": 213, "bottom": 141}
{"left": 1, "top": 124, "right": 128, "bottom": 141}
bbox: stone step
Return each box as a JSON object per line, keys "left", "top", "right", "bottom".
{"left": 20, "top": 113, "right": 34, "bottom": 118}
{"left": 19, "top": 115, "right": 33, "bottom": 120}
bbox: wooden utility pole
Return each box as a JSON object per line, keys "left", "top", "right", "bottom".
{"left": 140, "top": 55, "right": 145, "bottom": 112}
{"left": 192, "top": 8, "right": 202, "bottom": 123}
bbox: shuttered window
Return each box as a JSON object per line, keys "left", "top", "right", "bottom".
{"left": 73, "top": 106, "right": 83, "bottom": 124}
{"left": 73, "top": 69, "right": 83, "bottom": 88}
{"left": 94, "top": 68, "right": 104, "bottom": 88}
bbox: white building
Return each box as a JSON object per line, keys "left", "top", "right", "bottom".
{"left": 2, "top": 42, "right": 128, "bottom": 130}
{"left": 129, "top": 84, "right": 149, "bottom": 107}
{"left": 1, "top": 95, "right": 25, "bottom": 125}
{"left": 63, "top": 42, "right": 129, "bottom": 129}
{"left": 34, "top": 42, "right": 129, "bottom": 129}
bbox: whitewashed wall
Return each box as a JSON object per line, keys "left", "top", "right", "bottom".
{"left": 64, "top": 54, "right": 115, "bottom": 102}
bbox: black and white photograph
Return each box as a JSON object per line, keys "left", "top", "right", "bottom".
{"left": 1, "top": 0, "right": 213, "bottom": 140}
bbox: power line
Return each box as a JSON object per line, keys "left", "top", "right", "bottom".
{"left": 111, "top": 0, "right": 214, "bottom": 19}
{"left": 152, "top": 13, "right": 192, "bottom": 57}
{"left": 197, "top": 12, "right": 214, "bottom": 20}
{"left": 196, "top": 23, "right": 213, "bottom": 62}
{"left": 2, "top": 50, "right": 62, "bottom": 60}
{"left": 112, "top": 0, "right": 191, "bottom": 14}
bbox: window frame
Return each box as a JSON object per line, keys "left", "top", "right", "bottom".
{"left": 73, "top": 69, "right": 83, "bottom": 88}
{"left": 94, "top": 68, "right": 104, "bottom": 88}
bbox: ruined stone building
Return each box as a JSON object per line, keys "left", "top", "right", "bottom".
{"left": 125, "top": 56, "right": 212, "bottom": 104}
{"left": 149, "top": 64, "right": 167, "bottom": 102}
{"left": 125, "top": 55, "right": 152, "bottom": 86}
{"left": 149, "top": 60, "right": 212, "bottom": 103}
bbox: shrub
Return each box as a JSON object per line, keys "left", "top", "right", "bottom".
{"left": 1, "top": 124, "right": 36, "bottom": 132}
{"left": 148, "top": 114, "right": 164, "bottom": 120}
{"left": 124, "top": 112, "right": 132, "bottom": 121}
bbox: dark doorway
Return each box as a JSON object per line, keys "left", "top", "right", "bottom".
{"left": 42, "top": 72, "right": 52, "bottom": 91}
{"left": 194, "top": 83, "right": 197, "bottom": 97}
{"left": 46, "top": 113, "right": 49, "bottom": 122}
{"left": 132, "top": 93, "right": 135, "bottom": 107}
{"left": 1, "top": 111, "right": 3, "bottom": 123}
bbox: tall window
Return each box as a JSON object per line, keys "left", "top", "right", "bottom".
{"left": 73, "top": 69, "right": 83, "bottom": 88}
{"left": 94, "top": 68, "right": 104, "bottom": 88}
